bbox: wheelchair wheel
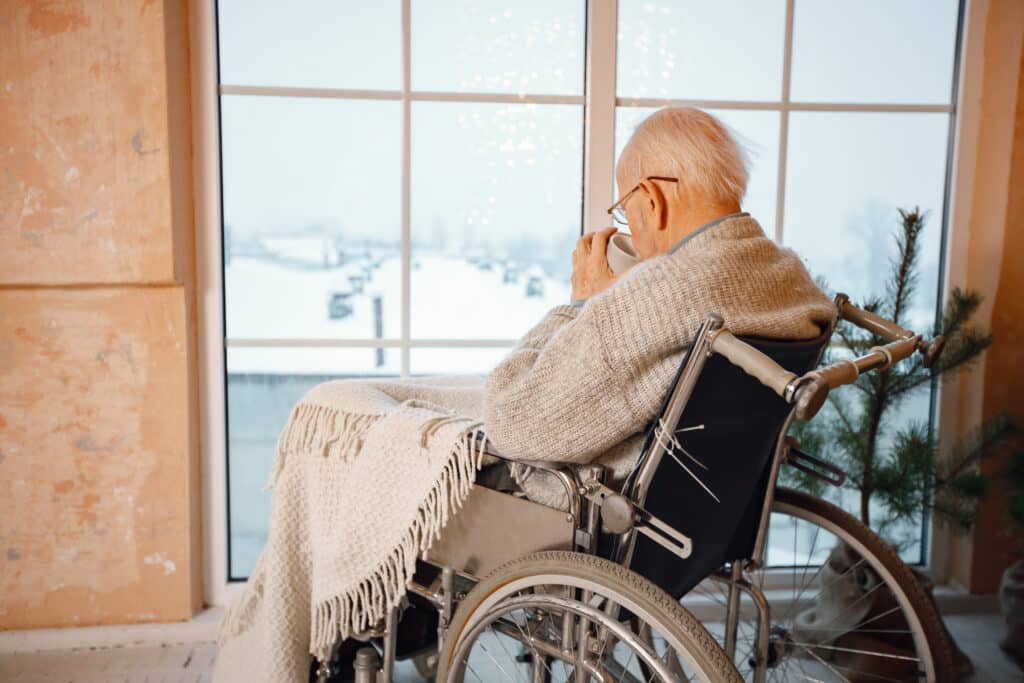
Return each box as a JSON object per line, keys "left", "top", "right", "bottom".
{"left": 688, "top": 487, "right": 956, "bottom": 682}
{"left": 438, "top": 550, "right": 741, "bottom": 682}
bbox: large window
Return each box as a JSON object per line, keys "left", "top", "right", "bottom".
{"left": 215, "top": 1, "right": 962, "bottom": 580}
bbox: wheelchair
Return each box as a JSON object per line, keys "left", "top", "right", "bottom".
{"left": 317, "top": 294, "right": 954, "bottom": 683}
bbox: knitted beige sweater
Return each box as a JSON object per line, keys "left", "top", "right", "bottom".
{"left": 485, "top": 214, "right": 836, "bottom": 505}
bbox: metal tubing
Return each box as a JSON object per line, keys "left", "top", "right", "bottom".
{"left": 531, "top": 652, "right": 547, "bottom": 683}
{"left": 750, "top": 412, "right": 798, "bottom": 567}
{"left": 630, "top": 316, "right": 724, "bottom": 506}
{"left": 574, "top": 594, "right": 593, "bottom": 683}
{"left": 573, "top": 469, "right": 604, "bottom": 682}
{"left": 708, "top": 570, "right": 771, "bottom": 683}
{"left": 750, "top": 310, "right": 834, "bottom": 565}
{"left": 836, "top": 293, "right": 915, "bottom": 342}
{"left": 490, "top": 620, "right": 606, "bottom": 681}
{"left": 582, "top": 466, "right": 603, "bottom": 555}
{"left": 380, "top": 606, "right": 399, "bottom": 682}
{"left": 813, "top": 336, "right": 919, "bottom": 389}
{"left": 406, "top": 577, "right": 444, "bottom": 609}
{"left": 561, "top": 589, "right": 575, "bottom": 657}
{"left": 353, "top": 647, "right": 380, "bottom": 683}
{"left": 437, "top": 567, "right": 455, "bottom": 656}
{"left": 723, "top": 562, "right": 743, "bottom": 660}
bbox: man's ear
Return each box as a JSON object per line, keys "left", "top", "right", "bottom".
{"left": 641, "top": 180, "right": 669, "bottom": 231}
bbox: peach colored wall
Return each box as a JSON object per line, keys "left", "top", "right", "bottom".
{"left": 948, "top": 0, "right": 1024, "bottom": 594}
{"left": 967, "top": 43, "right": 1024, "bottom": 592}
{"left": 0, "top": 0, "right": 200, "bottom": 628}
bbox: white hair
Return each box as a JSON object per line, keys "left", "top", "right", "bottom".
{"left": 618, "top": 107, "right": 750, "bottom": 205}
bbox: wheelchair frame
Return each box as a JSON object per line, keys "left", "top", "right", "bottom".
{"left": 326, "top": 293, "right": 944, "bottom": 682}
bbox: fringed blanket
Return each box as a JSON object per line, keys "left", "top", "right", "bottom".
{"left": 214, "top": 376, "right": 488, "bottom": 682}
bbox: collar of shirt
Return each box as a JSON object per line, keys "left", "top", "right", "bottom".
{"left": 667, "top": 211, "right": 750, "bottom": 255}
{"left": 570, "top": 211, "right": 750, "bottom": 307}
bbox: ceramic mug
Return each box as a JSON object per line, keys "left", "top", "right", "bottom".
{"left": 606, "top": 232, "right": 642, "bottom": 274}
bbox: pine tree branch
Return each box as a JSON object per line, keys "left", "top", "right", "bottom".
{"left": 887, "top": 208, "right": 924, "bottom": 326}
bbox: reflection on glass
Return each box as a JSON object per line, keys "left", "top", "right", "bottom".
{"left": 614, "top": 107, "right": 780, "bottom": 237}
{"left": 218, "top": 0, "right": 401, "bottom": 89}
{"left": 227, "top": 349, "right": 398, "bottom": 579}
{"left": 411, "top": 347, "right": 511, "bottom": 376}
{"left": 783, "top": 112, "right": 949, "bottom": 332}
{"left": 221, "top": 96, "right": 402, "bottom": 340}
{"left": 411, "top": 102, "right": 583, "bottom": 339}
{"left": 617, "top": 0, "right": 786, "bottom": 101}
{"left": 791, "top": 0, "right": 959, "bottom": 104}
{"left": 412, "top": 0, "right": 585, "bottom": 95}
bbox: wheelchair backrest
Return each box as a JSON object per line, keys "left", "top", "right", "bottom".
{"left": 618, "top": 327, "right": 830, "bottom": 599}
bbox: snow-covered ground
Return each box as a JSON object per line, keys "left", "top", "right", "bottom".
{"left": 225, "top": 245, "right": 571, "bottom": 375}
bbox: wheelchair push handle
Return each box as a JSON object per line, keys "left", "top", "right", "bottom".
{"left": 708, "top": 329, "right": 798, "bottom": 398}
{"left": 705, "top": 294, "right": 944, "bottom": 421}
{"left": 835, "top": 293, "right": 945, "bottom": 368}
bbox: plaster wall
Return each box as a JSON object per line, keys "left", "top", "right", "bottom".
{"left": 948, "top": 0, "right": 1024, "bottom": 593}
{"left": 0, "top": 0, "right": 200, "bottom": 628}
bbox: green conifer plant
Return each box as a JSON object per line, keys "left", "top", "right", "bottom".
{"left": 788, "top": 208, "right": 1016, "bottom": 543}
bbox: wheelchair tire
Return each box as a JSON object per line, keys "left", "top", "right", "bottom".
{"left": 438, "top": 550, "right": 742, "bottom": 682}
{"left": 691, "top": 487, "right": 957, "bottom": 682}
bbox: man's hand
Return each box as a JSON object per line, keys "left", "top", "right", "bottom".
{"left": 571, "top": 227, "right": 619, "bottom": 302}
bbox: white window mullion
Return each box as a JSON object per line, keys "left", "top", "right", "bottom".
{"left": 400, "top": 0, "right": 412, "bottom": 378}
{"left": 582, "top": 0, "right": 619, "bottom": 233}
{"left": 775, "top": 0, "right": 796, "bottom": 244}
{"left": 219, "top": 85, "right": 403, "bottom": 100}
{"left": 225, "top": 338, "right": 519, "bottom": 349}
{"left": 192, "top": 0, "right": 234, "bottom": 607}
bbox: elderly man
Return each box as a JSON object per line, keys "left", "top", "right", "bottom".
{"left": 483, "top": 106, "right": 835, "bottom": 505}
{"left": 215, "top": 106, "right": 835, "bottom": 683}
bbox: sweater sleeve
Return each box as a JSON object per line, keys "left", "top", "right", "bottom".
{"left": 483, "top": 301, "right": 642, "bottom": 464}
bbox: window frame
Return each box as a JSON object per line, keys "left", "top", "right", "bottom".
{"left": 193, "top": 0, "right": 973, "bottom": 607}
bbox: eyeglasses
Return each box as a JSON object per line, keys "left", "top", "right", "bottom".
{"left": 606, "top": 176, "right": 679, "bottom": 227}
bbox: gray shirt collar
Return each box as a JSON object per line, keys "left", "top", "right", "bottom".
{"left": 667, "top": 212, "right": 749, "bottom": 254}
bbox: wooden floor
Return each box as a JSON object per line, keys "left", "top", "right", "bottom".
{"left": 0, "top": 613, "right": 1020, "bottom": 682}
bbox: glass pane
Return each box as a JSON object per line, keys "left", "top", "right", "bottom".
{"left": 221, "top": 96, "right": 402, "bottom": 340}
{"left": 227, "top": 348, "right": 398, "bottom": 578}
{"left": 217, "top": 0, "right": 401, "bottom": 89}
{"left": 614, "top": 107, "right": 780, "bottom": 237}
{"left": 410, "top": 102, "right": 582, "bottom": 339}
{"left": 411, "top": 0, "right": 585, "bottom": 95}
{"left": 410, "top": 347, "right": 511, "bottom": 376}
{"left": 782, "top": 112, "right": 949, "bottom": 332}
{"left": 617, "top": 0, "right": 786, "bottom": 101}
{"left": 779, "top": 386, "right": 930, "bottom": 566}
{"left": 791, "top": 0, "right": 959, "bottom": 104}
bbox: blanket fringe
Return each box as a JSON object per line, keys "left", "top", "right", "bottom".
{"left": 266, "top": 404, "right": 382, "bottom": 489}
{"left": 217, "top": 552, "right": 266, "bottom": 646}
{"left": 309, "top": 423, "right": 486, "bottom": 661}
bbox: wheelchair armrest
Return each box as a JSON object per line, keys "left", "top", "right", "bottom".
{"left": 475, "top": 432, "right": 578, "bottom": 473}
{"left": 473, "top": 432, "right": 584, "bottom": 522}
